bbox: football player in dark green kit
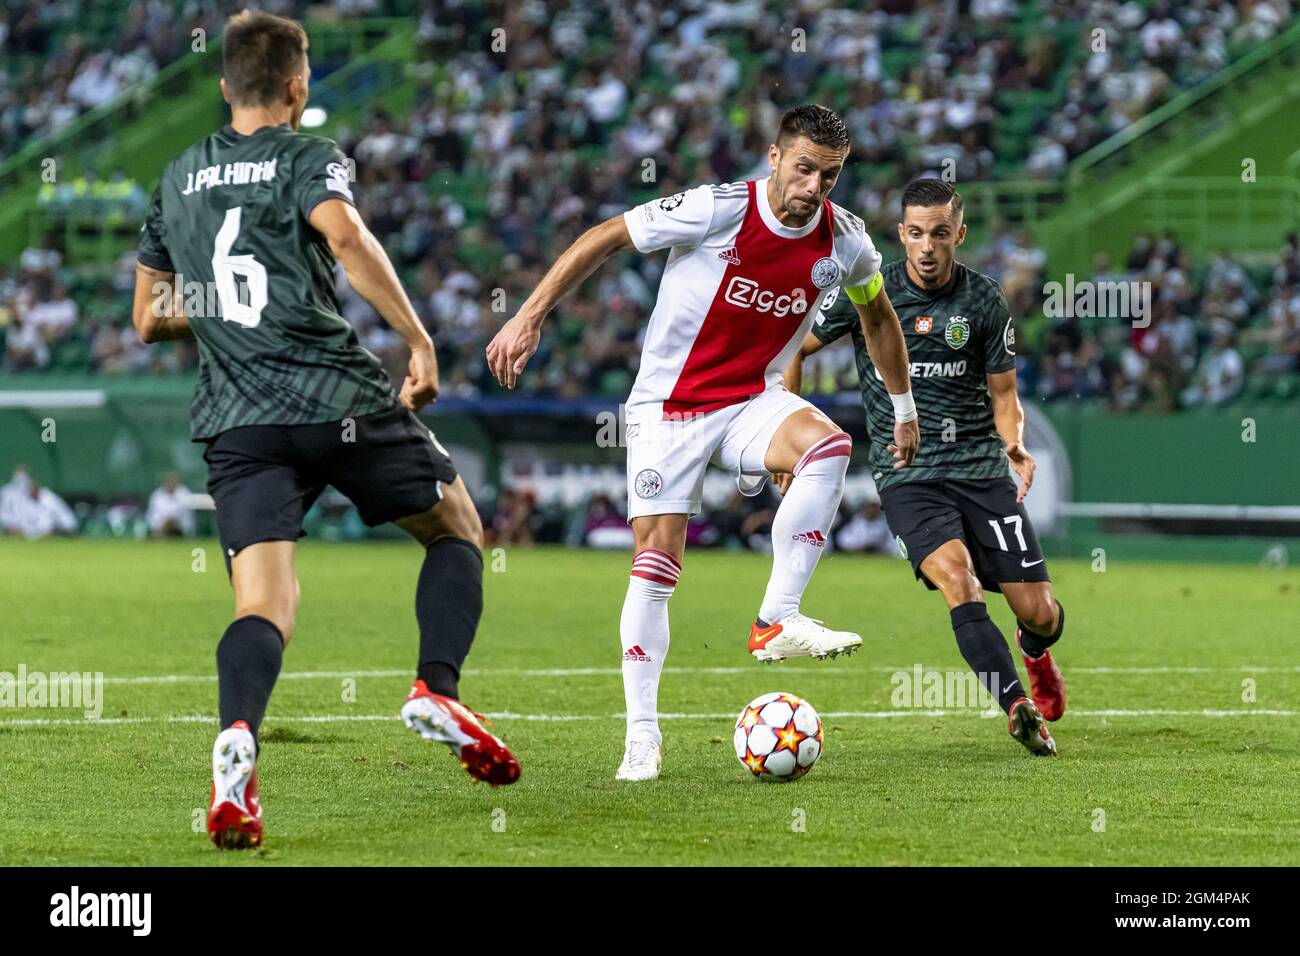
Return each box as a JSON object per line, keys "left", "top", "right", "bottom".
{"left": 783, "top": 179, "right": 1067, "bottom": 756}
{"left": 132, "top": 11, "right": 519, "bottom": 849}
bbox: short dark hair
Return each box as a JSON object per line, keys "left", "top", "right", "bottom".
{"left": 777, "top": 105, "right": 851, "bottom": 152}
{"left": 222, "top": 11, "right": 308, "bottom": 108}
{"left": 902, "top": 178, "right": 964, "bottom": 217}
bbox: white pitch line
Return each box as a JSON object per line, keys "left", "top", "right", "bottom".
{"left": 1, "top": 708, "right": 1295, "bottom": 729}
{"left": 79, "top": 664, "right": 1300, "bottom": 686}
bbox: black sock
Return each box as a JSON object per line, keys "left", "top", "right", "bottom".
{"left": 415, "top": 537, "right": 484, "bottom": 700}
{"left": 1018, "top": 601, "right": 1065, "bottom": 659}
{"left": 216, "top": 615, "right": 284, "bottom": 742}
{"left": 418, "top": 661, "right": 460, "bottom": 699}
{"left": 950, "top": 602, "right": 1024, "bottom": 713}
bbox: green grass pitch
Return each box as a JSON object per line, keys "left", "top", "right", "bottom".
{"left": 3, "top": 538, "right": 1298, "bottom": 866}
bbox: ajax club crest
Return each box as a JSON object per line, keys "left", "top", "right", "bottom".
{"left": 634, "top": 469, "right": 663, "bottom": 499}
{"left": 810, "top": 257, "right": 840, "bottom": 290}
{"left": 944, "top": 315, "right": 970, "bottom": 350}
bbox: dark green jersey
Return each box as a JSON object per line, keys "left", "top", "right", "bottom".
{"left": 812, "top": 259, "right": 1016, "bottom": 491}
{"left": 137, "top": 123, "right": 394, "bottom": 440}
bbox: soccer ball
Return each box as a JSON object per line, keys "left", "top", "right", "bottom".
{"left": 733, "top": 692, "right": 823, "bottom": 782}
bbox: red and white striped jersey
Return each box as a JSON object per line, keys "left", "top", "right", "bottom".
{"left": 623, "top": 177, "right": 881, "bottom": 419}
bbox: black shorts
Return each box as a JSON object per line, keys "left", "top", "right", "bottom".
{"left": 202, "top": 402, "right": 457, "bottom": 572}
{"left": 879, "top": 477, "right": 1050, "bottom": 593}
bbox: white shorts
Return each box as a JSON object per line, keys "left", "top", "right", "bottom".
{"left": 625, "top": 386, "right": 813, "bottom": 519}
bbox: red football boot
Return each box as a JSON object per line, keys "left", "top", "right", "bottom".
{"left": 1016, "top": 629, "right": 1067, "bottom": 721}
{"left": 401, "top": 680, "right": 521, "bottom": 786}
{"left": 207, "top": 720, "right": 263, "bottom": 848}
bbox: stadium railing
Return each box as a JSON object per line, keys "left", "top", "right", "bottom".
{"left": 1066, "top": 19, "right": 1300, "bottom": 191}
{"left": 0, "top": 17, "right": 412, "bottom": 260}
{"left": 3, "top": 383, "right": 1297, "bottom": 559}
{"left": 961, "top": 19, "right": 1300, "bottom": 271}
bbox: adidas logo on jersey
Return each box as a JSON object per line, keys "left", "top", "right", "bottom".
{"left": 718, "top": 246, "right": 741, "bottom": 265}
{"left": 792, "top": 530, "right": 826, "bottom": 547}
{"left": 723, "top": 276, "right": 808, "bottom": 318}
{"left": 623, "top": 645, "right": 653, "bottom": 663}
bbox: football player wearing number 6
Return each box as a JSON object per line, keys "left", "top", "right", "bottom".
{"left": 782, "top": 179, "right": 1067, "bottom": 757}
{"left": 132, "top": 11, "right": 519, "bottom": 849}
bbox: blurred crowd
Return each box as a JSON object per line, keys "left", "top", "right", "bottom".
{"left": 1, "top": 463, "right": 197, "bottom": 538}
{"left": 1021, "top": 0, "right": 1293, "bottom": 177}
{"left": 982, "top": 229, "right": 1298, "bottom": 410}
{"left": 2, "top": 0, "right": 1297, "bottom": 411}
{"left": 484, "top": 485, "right": 897, "bottom": 555}
{"left": 9, "top": 219, "right": 1295, "bottom": 412}
{"left": 0, "top": 0, "right": 411, "bottom": 160}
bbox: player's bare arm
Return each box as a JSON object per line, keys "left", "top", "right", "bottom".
{"left": 132, "top": 264, "right": 194, "bottom": 343}
{"left": 771, "top": 332, "right": 831, "bottom": 494}
{"left": 486, "top": 214, "right": 637, "bottom": 389}
{"left": 989, "top": 368, "right": 1034, "bottom": 502}
{"left": 854, "top": 287, "right": 919, "bottom": 469}
{"left": 309, "top": 198, "right": 437, "bottom": 411}
{"left": 782, "top": 331, "right": 827, "bottom": 398}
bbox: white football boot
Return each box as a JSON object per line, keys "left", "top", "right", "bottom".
{"left": 748, "top": 613, "right": 863, "bottom": 662}
{"left": 207, "top": 720, "right": 263, "bottom": 848}
{"left": 615, "top": 738, "right": 663, "bottom": 781}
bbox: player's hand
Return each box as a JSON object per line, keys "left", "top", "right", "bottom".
{"left": 774, "top": 472, "right": 794, "bottom": 495}
{"left": 400, "top": 343, "right": 439, "bottom": 412}
{"left": 1006, "top": 442, "right": 1035, "bottom": 502}
{"left": 486, "top": 314, "right": 542, "bottom": 390}
{"left": 888, "top": 418, "right": 919, "bottom": 469}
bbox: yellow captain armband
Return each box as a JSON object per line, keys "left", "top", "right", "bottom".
{"left": 843, "top": 271, "right": 884, "bottom": 305}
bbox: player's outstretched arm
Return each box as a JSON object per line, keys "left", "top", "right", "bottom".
{"left": 486, "top": 215, "right": 636, "bottom": 389}
{"left": 310, "top": 199, "right": 437, "bottom": 411}
{"left": 132, "top": 264, "right": 194, "bottom": 343}
{"left": 989, "top": 368, "right": 1034, "bottom": 502}
{"left": 854, "top": 286, "right": 918, "bottom": 469}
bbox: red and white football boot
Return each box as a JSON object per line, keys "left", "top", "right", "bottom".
{"left": 1016, "top": 629, "right": 1067, "bottom": 721}
{"left": 401, "top": 680, "right": 521, "bottom": 786}
{"left": 207, "top": 720, "right": 263, "bottom": 849}
{"left": 1007, "top": 696, "right": 1057, "bottom": 756}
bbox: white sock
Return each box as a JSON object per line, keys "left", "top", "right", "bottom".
{"left": 759, "top": 432, "right": 851, "bottom": 624}
{"left": 620, "top": 548, "right": 680, "bottom": 746}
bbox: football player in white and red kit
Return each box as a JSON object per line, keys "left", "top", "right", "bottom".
{"left": 488, "top": 106, "right": 918, "bottom": 780}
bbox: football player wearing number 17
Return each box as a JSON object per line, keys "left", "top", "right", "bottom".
{"left": 784, "top": 179, "right": 1068, "bottom": 757}
{"left": 132, "top": 11, "right": 519, "bottom": 850}
{"left": 487, "top": 106, "right": 920, "bottom": 781}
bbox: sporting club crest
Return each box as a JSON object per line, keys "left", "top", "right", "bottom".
{"left": 944, "top": 315, "right": 970, "bottom": 350}
{"left": 634, "top": 469, "right": 663, "bottom": 499}
{"left": 325, "top": 162, "right": 354, "bottom": 200}
{"left": 810, "top": 257, "right": 841, "bottom": 290}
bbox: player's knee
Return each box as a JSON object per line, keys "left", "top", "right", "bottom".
{"left": 793, "top": 431, "right": 852, "bottom": 482}
{"left": 1017, "top": 595, "right": 1058, "bottom": 635}
{"left": 937, "top": 565, "right": 983, "bottom": 606}
{"left": 637, "top": 533, "right": 684, "bottom": 566}
{"left": 237, "top": 602, "right": 295, "bottom": 645}
{"left": 630, "top": 547, "right": 682, "bottom": 596}
{"left": 460, "top": 508, "right": 485, "bottom": 551}
{"left": 436, "top": 503, "right": 483, "bottom": 551}
{"left": 235, "top": 581, "right": 298, "bottom": 646}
